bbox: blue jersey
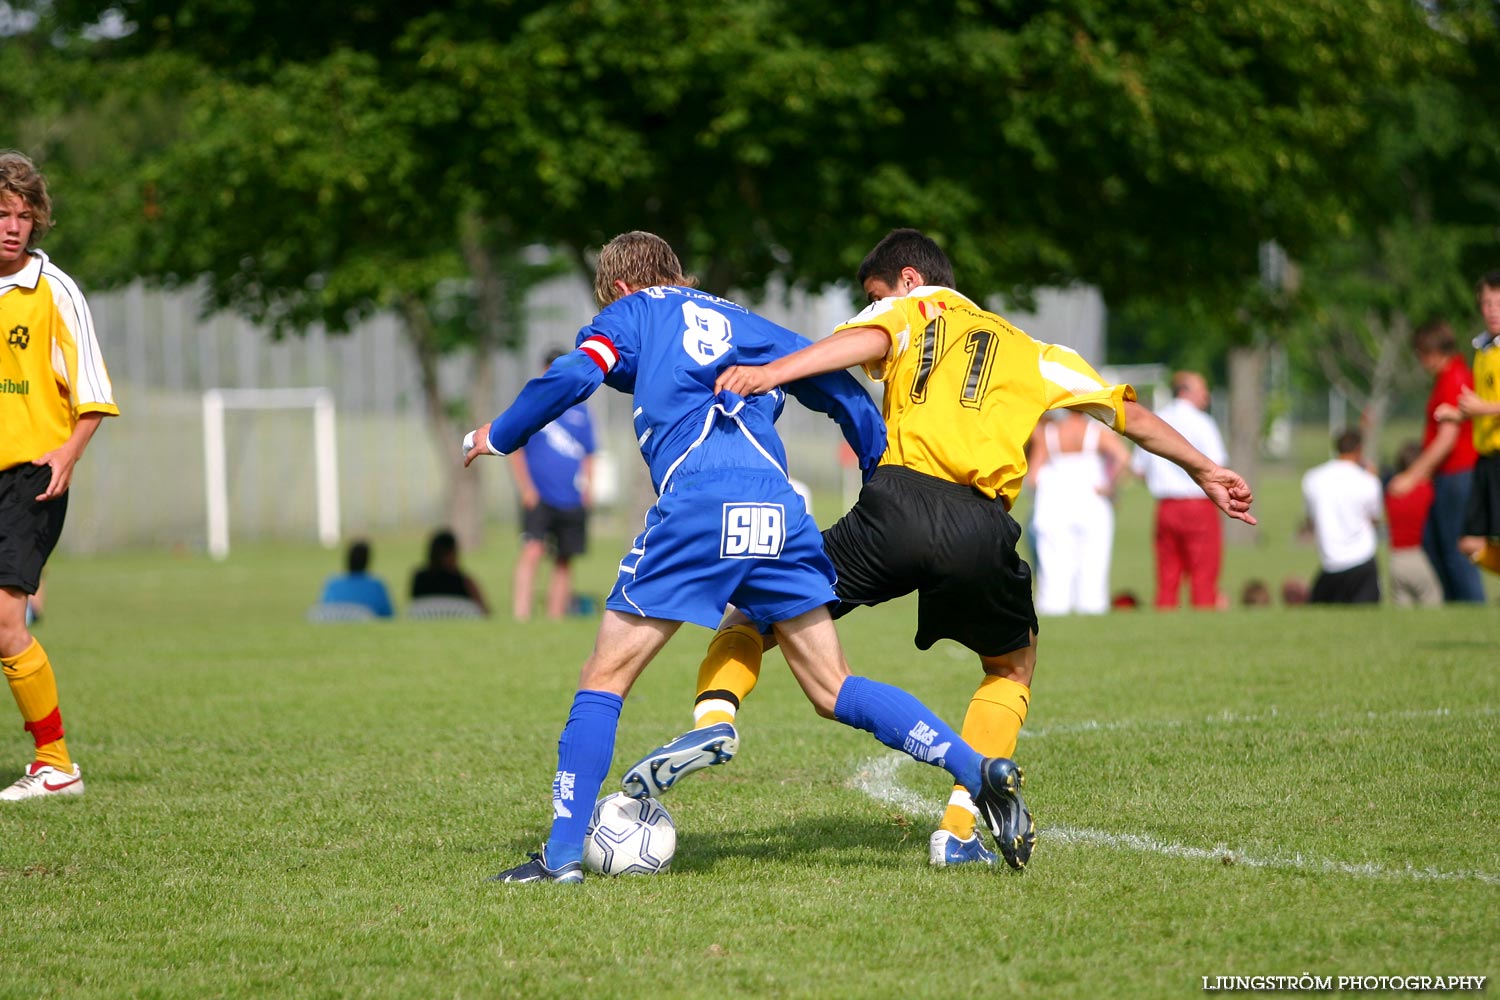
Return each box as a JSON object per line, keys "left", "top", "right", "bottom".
{"left": 319, "top": 573, "right": 394, "bottom": 618}
{"left": 483, "top": 285, "right": 885, "bottom": 629}
{"left": 487, "top": 286, "right": 884, "bottom": 493}
{"left": 523, "top": 402, "right": 595, "bottom": 509}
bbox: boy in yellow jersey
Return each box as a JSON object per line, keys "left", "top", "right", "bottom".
{"left": 622, "top": 229, "right": 1255, "bottom": 869}
{"left": 1437, "top": 270, "right": 1500, "bottom": 576}
{"left": 0, "top": 151, "right": 118, "bottom": 801}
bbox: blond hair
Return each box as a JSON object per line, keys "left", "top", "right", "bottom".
{"left": 593, "top": 231, "right": 696, "bottom": 307}
{"left": 0, "top": 151, "right": 53, "bottom": 247}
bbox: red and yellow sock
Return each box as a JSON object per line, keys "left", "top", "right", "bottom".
{"left": 692, "top": 623, "right": 764, "bottom": 728}
{"left": 940, "top": 675, "right": 1031, "bottom": 839}
{"left": 2, "top": 638, "right": 72, "bottom": 771}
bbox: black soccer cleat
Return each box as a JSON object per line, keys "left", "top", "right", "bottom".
{"left": 973, "top": 757, "right": 1036, "bottom": 870}
{"left": 488, "top": 851, "right": 583, "bottom": 885}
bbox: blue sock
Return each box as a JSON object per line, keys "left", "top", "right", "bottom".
{"left": 833, "top": 675, "right": 982, "bottom": 794}
{"left": 544, "top": 689, "right": 623, "bottom": 868}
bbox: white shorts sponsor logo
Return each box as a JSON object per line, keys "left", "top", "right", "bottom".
{"left": 721, "top": 503, "right": 786, "bottom": 559}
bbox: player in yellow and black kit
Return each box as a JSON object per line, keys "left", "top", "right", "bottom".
{"left": 0, "top": 151, "right": 118, "bottom": 801}
{"left": 621, "top": 229, "right": 1256, "bottom": 870}
{"left": 1438, "top": 270, "right": 1500, "bottom": 577}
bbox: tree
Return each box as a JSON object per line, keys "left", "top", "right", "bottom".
{"left": 14, "top": 0, "right": 1482, "bottom": 547}
{"left": 1280, "top": 3, "right": 1500, "bottom": 463}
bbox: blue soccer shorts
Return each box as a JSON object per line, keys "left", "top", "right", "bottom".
{"left": 606, "top": 470, "right": 836, "bottom": 630}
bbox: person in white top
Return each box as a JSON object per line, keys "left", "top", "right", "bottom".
{"left": 1130, "top": 371, "right": 1229, "bottom": 609}
{"left": 1302, "top": 428, "right": 1383, "bottom": 604}
{"left": 1028, "top": 410, "right": 1129, "bottom": 614}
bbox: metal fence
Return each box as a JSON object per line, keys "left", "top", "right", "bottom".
{"left": 62, "top": 275, "right": 1109, "bottom": 554}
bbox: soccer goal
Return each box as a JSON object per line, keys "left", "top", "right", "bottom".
{"left": 202, "top": 387, "right": 340, "bottom": 560}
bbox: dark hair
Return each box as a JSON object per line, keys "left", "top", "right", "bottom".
{"left": 544, "top": 348, "right": 567, "bottom": 367}
{"left": 856, "top": 228, "right": 956, "bottom": 290}
{"left": 1334, "top": 427, "right": 1362, "bottom": 456}
{"left": 1394, "top": 440, "right": 1423, "bottom": 473}
{"left": 1476, "top": 271, "right": 1500, "bottom": 300}
{"left": 427, "top": 529, "right": 457, "bottom": 567}
{"left": 1412, "top": 318, "right": 1456, "bottom": 356}
{"left": 346, "top": 540, "right": 371, "bottom": 574}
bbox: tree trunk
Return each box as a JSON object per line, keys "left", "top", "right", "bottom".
{"left": 1226, "top": 344, "right": 1265, "bottom": 545}
{"left": 397, "top": 294, "right": 485, "bottom": 553}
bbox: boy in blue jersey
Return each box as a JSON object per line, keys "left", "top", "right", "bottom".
{"left": 463, "top": 231, "right": 1034, "bottom": 883}
{"left": 317, "top": 539, "right": 394, "bottom": 618}
{"left": 509, "top": 349, "right": 596, "bottom": 621}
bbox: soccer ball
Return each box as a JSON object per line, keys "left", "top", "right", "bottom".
{"left": 583, "top": 793, "right": 676, "bottom": 876}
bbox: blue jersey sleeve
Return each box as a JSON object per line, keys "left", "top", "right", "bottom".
{"left": 735, "top": 321, "right": 886, "bottom": 482}
{"left": 783, "top": 371, "right": 886, "bottom": 482}
{"left": 577, "top": 299, "right": 641, "bottom": 394}
{"left": 486, "top": 352, "right": 606, "bottom": 455}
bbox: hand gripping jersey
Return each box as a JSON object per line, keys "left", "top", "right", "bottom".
{"left": 488, "top": 285, "right": 885, "bottom": 492}
{"left": 835, "top": 286, "right": 1132, "bottom": 508}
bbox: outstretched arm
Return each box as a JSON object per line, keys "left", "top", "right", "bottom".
{"left": 716, "top": 326, "right": 889, "bottom": 396}
{"left": 464, "top": 352, "right": 604, "bottom": 466}
{"left": 1119, "top": 400, "right": 1256, "bottom": 524}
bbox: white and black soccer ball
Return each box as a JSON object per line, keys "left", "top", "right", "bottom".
{"left": 583, "top": 792, "right": 676, "bottom": 876}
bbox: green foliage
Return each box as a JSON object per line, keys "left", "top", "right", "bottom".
{"left": 14, "top": 0, "right": 1475, "bottom": 321}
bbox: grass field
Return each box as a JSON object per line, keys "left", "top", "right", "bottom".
{"left": 2, "top": 464, "right": 1497, "bottom": 999}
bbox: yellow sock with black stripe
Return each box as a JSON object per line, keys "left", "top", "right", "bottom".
{"left": 940, "top": 675, "right": 1031, "bottom": 839}
{"left": 693, "top": 623, "right": 764, "bottom": 728}
{"left": 1472, "top": 541, "right": 1500, "bottom": 576}
{"left": 2, "top": 638, "right": 72, "bottom": 771}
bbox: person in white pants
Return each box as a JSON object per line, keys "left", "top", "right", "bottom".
{"left": 1029, "top": 410, "right": 1129, "bottom": 615}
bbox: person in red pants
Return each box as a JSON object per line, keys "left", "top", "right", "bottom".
{"left": 1131, "top": 371, "right": 1228, "bottom": 609}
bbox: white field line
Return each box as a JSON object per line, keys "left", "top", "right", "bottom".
{"left": 1020, "top": 704, "right": 1497, "bottom": 742}
{"left": 850, "top": 703, "right": 1500, "bottom": 885}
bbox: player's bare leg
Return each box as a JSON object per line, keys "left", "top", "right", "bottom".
{"left": 0, "top": 586, "right": 82, "bottom": 802}
{"left": 511, "top": 538, "right": 547, "bottom": 621}
{"left": 545, "top": 556, "right": 573, "bottom": 620}
{"left": 493, "top": 611, "right": 680, "bottom": 884}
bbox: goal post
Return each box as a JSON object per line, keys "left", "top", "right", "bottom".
{"left": 202, "top": 387, "right": 340, "bottom": 561}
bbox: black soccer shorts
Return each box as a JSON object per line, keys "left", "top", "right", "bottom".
{"left": 0, "top": 463, "right": 68, "bottom": 594}
{"left": 822, "top": 466, "right": 1038, "bottom": 657}
{"left": 1462, "top": 453, "right": 1500, "bottom": 539}
{"left": 522, "top": 501, "right": 588, "bottom": 560}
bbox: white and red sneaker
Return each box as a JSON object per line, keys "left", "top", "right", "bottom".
{"left": 0, "top": 762, "right": 84, "bottom": 801}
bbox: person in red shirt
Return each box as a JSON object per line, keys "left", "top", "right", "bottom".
{"left": 1389, "top": 320, "right": 1484, "bottom": 602}
{"left": 1385, "top": 441, "right": 1443, "bottom": 607}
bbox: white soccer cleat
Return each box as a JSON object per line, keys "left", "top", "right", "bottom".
{"left": 620, "top": 722, "right": 739, "bottom": 799}
{"left": 0, "top": 762, "right": 84, "bottom": 801}
{"left": 929, "top": 829, "right": 998, "bottom": 867}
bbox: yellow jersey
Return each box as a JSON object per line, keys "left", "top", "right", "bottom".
{"left": 1472, "top": 335, "right": 1500, "bottom": 456}
{"left": 0, "top": 250, "right": 118, "bottom": 470}
{"left": 834, "top": 285, "right": 1133, "bottom": 507}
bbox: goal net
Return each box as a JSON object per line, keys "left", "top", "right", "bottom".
{"left": 201, "top": 387, "right": 340, "bottom": 560}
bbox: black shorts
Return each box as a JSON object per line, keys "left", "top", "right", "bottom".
{"left": 822, "top": 466, "right": 1037, "bottom": 657}
{"left": 521, "top": 501, "right": 588, "bottom": 560}
{"left": 1462, "top": 453, "right": 1500, "bottom": 538}
{"left": 0, "top": 463, "right": 68, "bottom": 594}
{"left": 1309, "top": 557, "right": 1380, "bottom": 605}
